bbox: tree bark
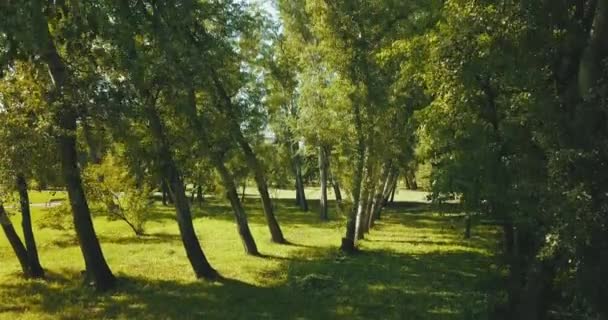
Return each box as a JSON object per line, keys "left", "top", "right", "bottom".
{"left": 147, "top": 106, "right": 218, "bottom": 279}
{"left": 389, "top": 177, "right": 398, "bottom": 203}
{"left": 362, "top": 184, "right": 375, "bottom": 234}
{"left": 292, "top": 142, "right": 308, "bottom": 211}
{"left": 161, "top": 181, "right": 173, "bottom": 205}
{"left": 464, "top": 212, "right": 472, "bottom": 239}
{"left": 319, "top": 145, "right": 329, "bottom": 221}
{"left": 32, "top": 1, "right": 116, "bottom": 290}
{"left": 196, "top": 184, "right": 204, "bottom": 206}
{"left": 161, "top": 183, "right": 168, "bottom": 205}
{"left": 190, "top": 184, "right": 197, "bottom": 203}
{"left": 355, "top": 160, "right": 373, "bottom": 241}
{"left": 0, "top": 204, "right": 30, "bottom": 277}
{"left": 341, "top": 122, "right": 366, "bottom": 253}
{"left": 211, "top": 71, "right": 286, "bottom": 244}
{"left": 578, "top": 0, "right": 608, "bottom": 97}
{"left": 214, "top": 160, "right": 259, "bottom": 255}
{"left": 332, "top": 179, "right": 342, "bottom": 202}
{"left": 240, "top": 179, "right": 247, "bottom": 203}
{"left": 16, "top": 174, "right": 44, "bottom": 278}
{"left": 369, "top": 162, "right": 392, "bottom": 229}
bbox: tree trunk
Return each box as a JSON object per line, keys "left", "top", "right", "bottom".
{"left": 369, "top": 162, "right": 392, "bottom": 229}
{"left": 240, "top": 142, "right": 286, "bottom": 243}
{"left": 292, "top": 143, "right": 308, "bottom": 211}
{"left": 341, "top": 121, "right": 366, "bottom": 253}
{"left": 241, "top": 179, "right": 247, "bottom": 203}
{"left": 0, "top": 204, "right": 30, "bottom": 277}
{"left": 389, "top": 178, "right": 398, "bottom": 203}
{"left": 32, "top": 2, "right": 116, "bottom": 289}
{"left": 147, "top": 106, "right": 218, "bottom": 279}
{"left": 161, "top": 183, "right": 168, "bottom": 205}
{"left": 190, "top": 184, "right": 196, "bottom": 203}
{"left": 464, "top": 212, "right": 472, "bottom": 239}
{"left": 58, "top": 76, "right": 116, "bottom": 292}
{"left": 196, "top": 184, "right": 204, "bottom": 206}
{"left": 333, "top": 179, "right": 342, "bottom": 202}
{"left": 355, "top": 161, "right": 373, "bottom": 241}
{"left": 319, "top": 145, "right": 329, "bottom": 221}
{"left": 162, "top": 181, "right": 173, "bottom": 205}
{"left": 215, "top": 161, "right": 259, "bottom": 255}
{"left": 578, "top": 0, "right": 608, "bottom": 97}
{"left": 16, "top": 174, "right": 44, "bottom": 278}
{"left": 82, "top": 119, "right": 102, "bottom": 164}
{"left": 409, "top": 171, "right": 418, "bottom": 190}
{"left": 362, "top": 184, "right": 375, "bottom": 234}
{"left": 211, "top": 72, "right": 286, "bottom": 244}
{"left": 354, "top": 188, "right": 369, "bottom": 241}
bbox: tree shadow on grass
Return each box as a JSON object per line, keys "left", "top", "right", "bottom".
{"left": 2, "top": 207, "right": 502, "bottom": 320}
{"left": 0, "top": 245, "right": 500, "bottom": 320}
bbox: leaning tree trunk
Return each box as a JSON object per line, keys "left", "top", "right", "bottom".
{"left": 239, "top": 141, "right": 286, "bottom": 244}
{"left": 368, "top": 162, "right": 392, "bottom": 230}
{"left": 58, "top": 111, "right": 116, "bottom": 290}
{"left": 211, "top": 71, "right": 286, "bottom": 244}
{"left": 0, "top": 204, "right": 30, "bottom": 277}
{"left": 318, "top": 145, "right": 329, "bottom": 221}
{"left": 332, "top": 179, "right": 343, "bottom": 202}
{"left": 147, "top": 106, "right": 218, "bottom": 279}
{"left": 16, "top": 174, "right": 44, "bottom": 278}
{"left": 214, "top": 160, "right": 259, "bottom": 255}
{"left": 32, "top": 3, "right": 115, "bottom": 290}
{"left": 389, "top": 178, "right": 398, "bottom": 203}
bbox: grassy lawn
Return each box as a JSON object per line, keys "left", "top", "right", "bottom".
{"left": 0, "top": 189, "right": 502, "bottom": 319}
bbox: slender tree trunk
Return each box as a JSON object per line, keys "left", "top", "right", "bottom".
{"left": 241, "top": 179, "right": 247, "bottom": 203}
{"left": 409, "top": 171, "right": 418, "bottom": 190}
{"left": 162, "top": 181, "right": 173, "bottom": 205}
{"left": 369, "top": 162, "right": 392, "bottom": 229}
{"left": 60, "top": 109, "right": 116, "bottom": 290}
{"left": 355, "top": 160, "right": 373, "bottom": 241}
{"left": 464, "top": 212, "right": 472, "bottom": 239}
{"left": 333, "top": 179, "right": 342, "bottom": 202}
{"left": 319, "top": 145, "right": 329, "bottom": 221}
{"left": 16, "top": 174, "right": 44, "bottom": 278}
{"left": 32, "top": 3, "right": 115, "bottom": 289}
{"left": 0, "top": 204, "right": 30, "bottom": 277}
{"left": 211, "top": 72, "right": 286, "bottom": 244}
{"left": 354, "top": 187, "right": 370, "bottom": 241}
{"left": 578, "top": 0, "right": 608, "bottom": 97}
{"left": 190, "top": 184, "right": 197, "bottom": 203}
{"left": 215, "top": 161, "right": 259, "bottom": 255}
{"left": 147, "top": 106, "right": 218, "bottom": 279}
{"left": 161, "top": 183, "right": 168, "bottom": 205}
{"left": 404, "top": 175, "right": 412, "bottom": 190}
{"left": 292, "top": 143, "right": 308, "bottom": 211}
{"left": 196, "top": 184, "right": 204, "bottom": 206}
{"left": 362, "top": 184, "right": 375, "bottom": 234}
{"left": 389, "top": 177, "right": 398, "bottom": 203}
{"left": 82, "top": 119, "right": 102, "bottom": 164}
{"left": 341, "top": 114, "right": 366, "bottom": 253}
{"left": 239, "top": 143, "right": 287, "bottom": 243}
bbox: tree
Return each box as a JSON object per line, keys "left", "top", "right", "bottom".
{"left": 0, "top": 0, "right": 119, "bottom": 290}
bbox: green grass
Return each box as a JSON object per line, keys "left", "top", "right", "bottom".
{"left": 4, "top": 190, "right": 67, "bottom": 206}
{"left": 0, "top": 188, "right": 502, "bottom": 319}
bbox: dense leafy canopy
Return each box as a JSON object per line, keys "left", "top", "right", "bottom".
{"left": 0, "top": 0, "right": 607, "bottom": 318}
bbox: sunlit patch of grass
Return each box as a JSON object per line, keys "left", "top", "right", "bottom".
{"left": 0, "top": 188, "right": 502, "bottom": 319}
